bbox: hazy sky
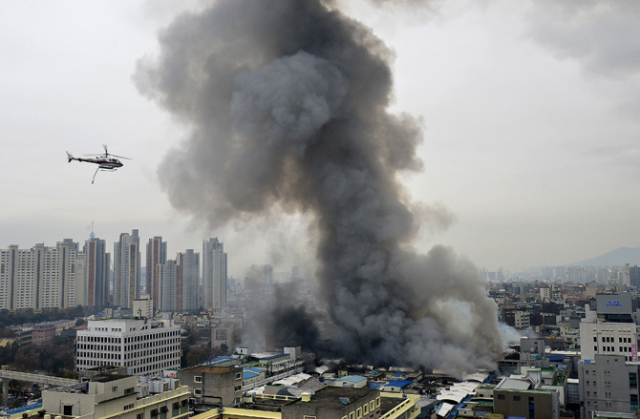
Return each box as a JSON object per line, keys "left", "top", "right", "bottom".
{"left": 1, "top": 0, "right": 639, "bottom": 276}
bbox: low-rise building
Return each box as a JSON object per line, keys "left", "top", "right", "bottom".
{"left": 177, "top": 365, "right": 243, "bottom": 408}
{"left": 38, "top": 373, "right": 190, "bottom": 419}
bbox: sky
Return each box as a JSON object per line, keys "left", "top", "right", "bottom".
{"left": 1, "top": 0, "right": 639, "bottom": 276}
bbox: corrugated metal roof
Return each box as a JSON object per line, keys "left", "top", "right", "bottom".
{"left": 386, "top": 379, "right": 412, "bottom": 388}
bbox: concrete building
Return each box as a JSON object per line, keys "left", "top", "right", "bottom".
{"left": 493, "top": 376, "right": 559, "bottom": 419}
{"left": 212, "top": 322, "right": 235, "bottom": 350}
{"left": 578, "top": 355, "right": 640, "bottom": 419}
{"left": 177, "top": 366, "right": 243, "bottom": 408}
{"left": 203, "top": 238, "right": 227, "bottom": 310}
{"left": 75, "top": 318, "right": 181, "bottom": 376}
{"left": 515, "top": 311, "right": 531, "bottom": 329}
{"left": 84, "top": 235, "right": 110, "bottom": 310}
{"left": 178, "top": 250, "right": 199, "bottom": 311}
{"left": 40, "top": 373, "right": 190, "bottom": 419}
{"left": 281, "top": 387, "right": 381, "bottom": 419}
{"left": 133, "top": 295, "right": 153, "bottom": 319}
{"left": 32, "top": 322, "right": 56, "bottom": 346}
{"left": 147, "top": 236, "right": 167, "bottom": 309}
{"left": 579, "top": 293, "right": 638, "bottom": 362}
{"left": 113, "top": 230, "right": 141, "bottom": 309}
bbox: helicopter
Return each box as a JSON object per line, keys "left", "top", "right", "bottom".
{"left": 66, "top": 145, "right": 130, "bottom": 184}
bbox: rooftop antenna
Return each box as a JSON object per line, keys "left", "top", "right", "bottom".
{"left": 90, "top": 221, "right": 95, "bottom": 240}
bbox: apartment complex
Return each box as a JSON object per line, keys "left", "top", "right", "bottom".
{"left": 203, "top": 238, "right": 227, "bottom": 310}
{"left": 76, "top": 318, "right": 181, "bottom": 376}
{"left": 85, "top": 235, "right": 110, "bottom": 310}
{"left": 146, "top": 236, "right": 167, "bottom": 309}
{"left": 177, "top": 249, "right": 199, "bottom": 311}
{"left": 0, "top": 240, "right": 85, "bottom": 310}
{"left": 114, "top": 230, "right": 141, "bottom": 309}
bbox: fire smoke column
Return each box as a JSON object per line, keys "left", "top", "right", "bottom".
{"left": 136, "top": 0, "right": 504, "bottom": 374}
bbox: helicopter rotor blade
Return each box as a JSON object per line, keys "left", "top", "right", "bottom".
{"left": 110, "top": 154, "right": 131, "bottom": 160}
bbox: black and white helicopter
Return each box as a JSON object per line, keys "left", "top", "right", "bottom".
{"left": 66, "top": 145, "right": 130, "bottom": 184}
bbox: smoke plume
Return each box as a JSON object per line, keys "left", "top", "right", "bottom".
{"left": 136, "top": 0, "right": 504, "bottom": 374}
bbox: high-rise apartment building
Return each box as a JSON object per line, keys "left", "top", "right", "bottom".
{"left": 158, "top": 260, "right": 177, "bottom": 312}
{"left": 0, "top": 241, "right": 84, "bottom": 310}
{"left": 203, "top": 238, "right": 227, "bottom": 310}
{"left": 146, "top": 236, "right": 167, "bottom": 309}
{"left": 75, "top": 318, "right": 181, "bottom": 375}
{"left": 177, "top": 250, "right": 199, "bottom": 311}
{"left": 113, "top": 230, "right": 141, "bottom": 309}
{"left": 85, "top": 234, "right": 110, "bottom": 310}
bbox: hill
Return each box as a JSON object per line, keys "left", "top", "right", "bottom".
{"left": 568, "top": 247, "right": 640, "bottom": 267}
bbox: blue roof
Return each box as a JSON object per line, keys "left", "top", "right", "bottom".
{"left": 245, "top": 367, "right": 265, "bottom": 374}
{"left": 392, "top": 372, "right": 404, "bottom": 377}
{"left": 261, "top": 354, "right": 289, "bottom": 361}
{"left": 6, "top": 403, "right": 42, "bottom": 415}
{"left": 339, "top": 375, "right": 366, "bottom": 383}
{"left": 243, "top": 371, "right": 260, "bottom": 379}
{"left": 387, "top": 380, "right": 412, "bottom": 388}
{"left": 369, "top": 383, "right": 384, "bottom": 389}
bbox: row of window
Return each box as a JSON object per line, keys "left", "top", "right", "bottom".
{"left": 597, "top": 336, "right": 634, "bottom": 343}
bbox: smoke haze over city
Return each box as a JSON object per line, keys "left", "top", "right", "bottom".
{"left": 134, "top": 0, "right": 504, "bottom": 373}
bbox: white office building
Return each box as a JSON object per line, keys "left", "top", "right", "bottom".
{"left": 580, "top": 293, "right": 639, "bottom": 363}
{"left": 76, "top": 318, "right": 181, "bottom": 376}
{"left": 203, "top": 238, "right": 227, "bottom": 310}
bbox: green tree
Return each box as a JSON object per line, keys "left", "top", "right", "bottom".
{"left": 185, "top": 346, "right": 210, "bottom": 367}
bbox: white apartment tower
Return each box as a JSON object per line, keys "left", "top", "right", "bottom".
{"left": 146, "top": 236, "right": 167, "bottom": 309}
{"left": 203, "top": 238, "right": 227, "bottom": 310}
{"left": 178, "top": 250, "right": 199, "bottom": 311}
{"left": 0, "top": 241, "right": 84, "bottom": 310}
{"left": 113, "top": 230, "right": 141, "bottom": 309}
{"left": 158, "top": 260, "right": 177, "bottom": 312}
{"left": 75, "top": 318, "right": 181, "bottom": 375}
{"left": 84, "top": 234, "right": 110, "bottom": 310}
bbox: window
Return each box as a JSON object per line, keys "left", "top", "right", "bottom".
{"left": 236, "top": 372, "right": 242, "bottom": 380}
{"left": 631, "top": 373, "right": 638, "bottom": 389}
{"left": 303, "top": 416, "right": 316, "bottom": 419}
{"left": 349, "top": 413, "right": 355, "bottom": 419}
{"left": 63, "top": 406, "right": 73, "bottom": 416}
{"left": 497, "top": 394, "right": 506, "bottom": 400}
{"left": 194, "top": 376, "right": 203, "bottom": 383}
{"left": 364, "top": 404, "right": 368, "bottom": 414}
{"left": 194, "top": 389, "right": 202, "bottom": 396}
{"left": 125, "top": 387, "right": 135, "bottom": 395}
{"left": 513, "top": 396, "right": 521, "bottom": 401}
{"left": 151, "top": 410, "right": 159, "bottom": 417}
{"left": 632, "top": 395, "right": 639, "bottom": 410}
{"left": 137, "top": 414, "right": 143, "bottom": 419}
{"left": 112, "top": 386, "right": 118, "bottom": 392}
{"left": 124, "top": 404, "right": 135, "bottom": 410}
{"left": 370, "top": 401, "right": 375, "bottom": 411}
{"left": 357, "top": 408, "right": 362, "bottom": 418}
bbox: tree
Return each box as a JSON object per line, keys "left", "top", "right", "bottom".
{"left": 75, "top": 318, "right": 85, "bottom": 326}
{"left": 185, "top": 346, "right": 210, "bottom": 367}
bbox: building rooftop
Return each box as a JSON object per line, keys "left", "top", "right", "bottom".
{"left": 90, "top": 373, "right": 133, "bottom": 383}
{"left": 184, "top": 366, "right": 236, "bottom": 374}
{"left": 288, "top": 386, "right": 377, "bottom": 409}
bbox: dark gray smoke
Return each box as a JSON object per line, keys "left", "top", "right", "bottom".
{"left": 136, "top": 0, "right": 504, "bottom": 374}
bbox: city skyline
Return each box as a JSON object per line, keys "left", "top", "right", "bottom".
{"left": 1, "top": 1, "right": 639, "bottom": 274}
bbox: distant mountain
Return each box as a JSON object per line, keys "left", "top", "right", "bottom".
{"left": 568, "top": 247, "right": 640, "bottom": 267}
